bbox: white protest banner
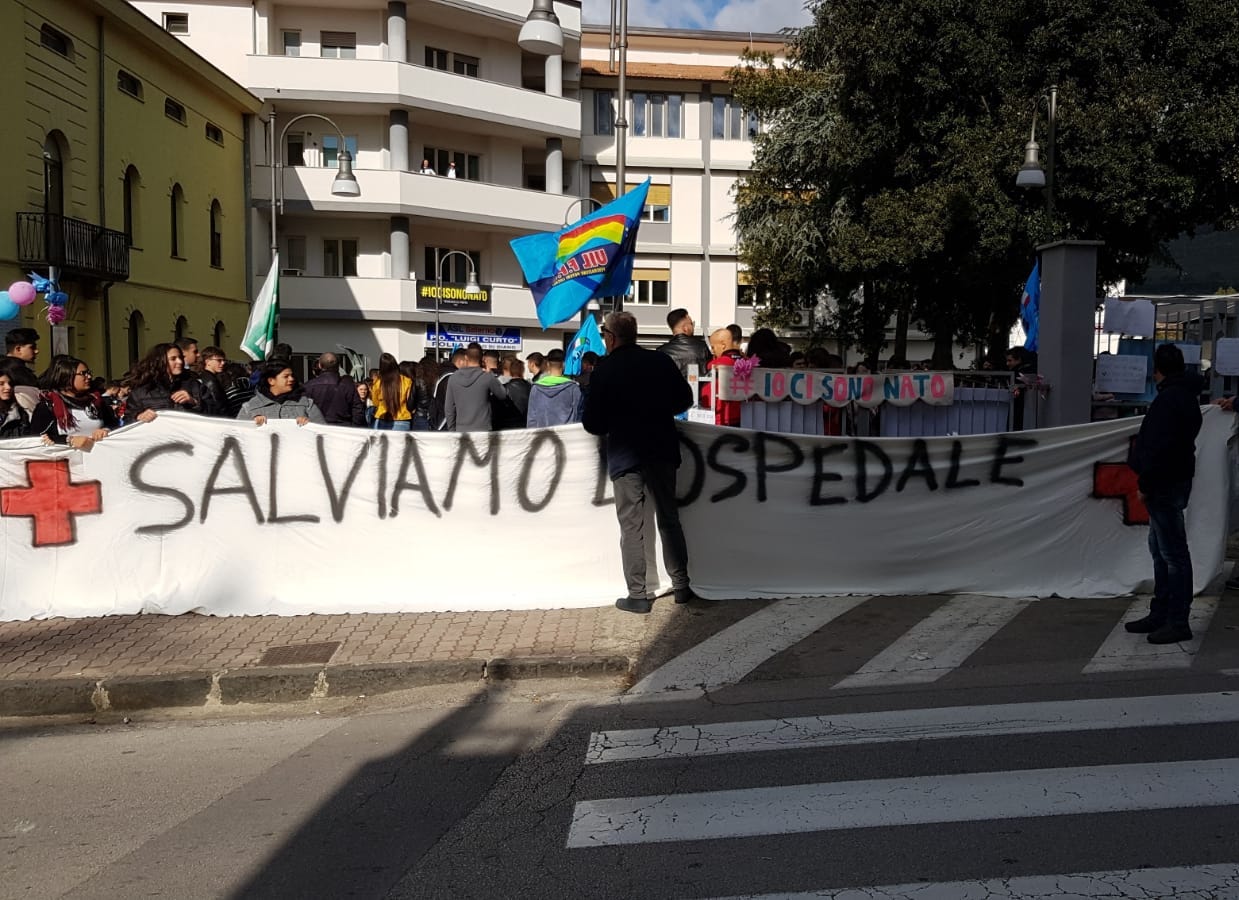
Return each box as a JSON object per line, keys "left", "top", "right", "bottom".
{"left": 1214, "top": 338, "right": 1239, "bottom": 376}
{"left": 1094, "top": 354, "right": 1150, "bottom": 394}
{"left": 1102, "top": 298, "right": 1156, "bottom": 337}
{"left": 0, "top": 410, "right": 1230, "bottom": 620}
{"left": 717, "top": 367, "right": 954, "bottom": 408}
{"left": 1175, "top": 343, "right": 1203, "bottom": 366}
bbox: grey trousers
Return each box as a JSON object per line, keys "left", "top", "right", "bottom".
{"left": 612, "top": 463, "right": 690, "bottom": 599}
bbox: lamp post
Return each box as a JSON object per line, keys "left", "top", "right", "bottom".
{"left": 433, "top": 249, "right": 481, "bottom": 361}
{"left": 1015, "top": 85, "right": 1058, "bottom": 216}
{"left": 565, "top": 198, "right": 603, "bottom": 330}
{"left": 269, "top": 108, "right": 362, "bottom": 265}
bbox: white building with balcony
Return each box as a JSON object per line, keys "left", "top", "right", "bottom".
{"left": 132, "top": 0, "right": 586, "bottom": 368}
{"left": 579, "top": 26, "right": 788, "bottom": 344}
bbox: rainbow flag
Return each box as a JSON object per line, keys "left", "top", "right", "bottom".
{"left": 510, "top": 179, "right": 650, "bottom": 328}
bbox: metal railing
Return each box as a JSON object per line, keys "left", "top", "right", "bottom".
{"left": 16, "top": 212, "right": 129, "bottom": 281}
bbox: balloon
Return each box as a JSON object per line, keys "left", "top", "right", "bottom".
{"left": 46, "top": 291, "right": 68, "bottom": 307}
{"left": 8, "top": 281, "right": 35, "bottom": 306}
{"left": 0, "top": 293, "right": 19, "bottom": 321}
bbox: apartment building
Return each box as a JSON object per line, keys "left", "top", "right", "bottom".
{"left": 134, "top": 0, "right": 586, "bottom": 368}
{"left": 580, "top": 26, "right": 787, "bottom": 345}
{"left": 2, "top": 0, "right": 261, "bottom": 377}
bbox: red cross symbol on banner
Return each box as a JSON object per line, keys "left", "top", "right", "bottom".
{"left": 0, "top": 459, "right": 103, "bottom": 547}
{"left": 1093, "top": 450, "right": 1149, "bottom": 526}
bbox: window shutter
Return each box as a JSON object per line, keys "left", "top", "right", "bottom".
{"left": 321, "top": 31, "right": 356, "bottom": 49}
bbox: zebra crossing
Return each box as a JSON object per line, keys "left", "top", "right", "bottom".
{"left": 628, "top": 587, "right": 1235, "bottom": 699}
{"left": 566, "top": 690, "right": 1239, "bottom": 896}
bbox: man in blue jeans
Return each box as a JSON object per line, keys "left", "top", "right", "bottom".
{"left": 1126, "top": 343, "right": 1203, "bottom": 644}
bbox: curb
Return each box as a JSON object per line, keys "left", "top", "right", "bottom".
{"left": 0, "top": 655, "right": 635, "bottom": 718}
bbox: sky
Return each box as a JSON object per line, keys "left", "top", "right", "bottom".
{"left": 581, "top": 0, "right": 811, "bottom": 33}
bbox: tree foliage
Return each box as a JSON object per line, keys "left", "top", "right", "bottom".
{"left": 731, "top": 0, "right": 1239, "bottom": 365}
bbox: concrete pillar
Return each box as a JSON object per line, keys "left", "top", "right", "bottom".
{"left": 545, "top": 138, "right": 563, "bottom": 195}
{"left": 1036, "top": 239, "right": 1104, "bottom": 427}
{"left": 545, "top": 54, "right": 563, "bottom": 97}
{"left": 389, "top": 109, "right": 409, "bottom": 172}
{"left": 387, "top": 1, "right": 407, "bottom": 62}
{"left": 390, "top": 216, "right": 410, "bottom": 279}
{"left": 254, "top": 0, "right": 271, "bottom": 55}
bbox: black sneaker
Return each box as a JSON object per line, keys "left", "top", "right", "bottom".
{"left": 1226, "top": 577, "right": 1239, "bottom": 591}
{"left": 673, "top": 587, "right": 697, "bottom": 604}
{"left": 615, "top": 596, "right": 653, "bottom": 615}
{"left": 1147, "top": 623, "right": 1193, "bottom": 644}
{"left": 1124, "top": 614, "right": 1166, "bottom": 634}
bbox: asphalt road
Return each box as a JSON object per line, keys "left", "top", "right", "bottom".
{"left": 6, "top": 592, "right": 1239, "bottom": 899}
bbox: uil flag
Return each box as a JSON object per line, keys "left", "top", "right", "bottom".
{"left": 241, "top": 254, "right": 280, "bottom": 361}
{"left": 1020, "top": 259, "right": 1040, "bottom": 353}
{"left": 565, "top": 314, "right": 606, "bottom": 376}
{"left": 510, "top": 179, "right": 650, "bottom": 328}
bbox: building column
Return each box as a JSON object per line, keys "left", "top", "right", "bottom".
{"left": 254, "top": 0, "right": 271, "bottom": 55}
{"left": 545, "top": 54, "right": 563, "bottom": 97}
{"left": 387, "top": 1, "right": 407, "bottom": 62}
{"left": 389, "top": 109, "right": 409, "bottom": 172}
{"left": 390, "top": 216, "right": 410, "bottom": 279}
{"left": 1036, "top": 239, "right": 1104, "bottom": 427}
{"left": 545, "top": 138, "right": 563, "bottom": 195}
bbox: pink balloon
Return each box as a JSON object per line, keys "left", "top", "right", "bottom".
{"left": 8, "top": 282, "right": 35, "bottom": 306}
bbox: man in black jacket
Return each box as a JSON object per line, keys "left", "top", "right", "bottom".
{"left": 197, "top": 346, "right": 231, "bottom": 417}
{"left": 583, "top": 312, "right": 696, "bottom": 614}
{"left": 303, "top": 352, "right": 366, "bottom": 426}
{"left": 1125, "top": 343, "right": 1203, "bottom": 644}
{"left": 657, "top": 308, "right": 711, "bottom": 380}
{"left": 4, "top": 328, "right": 40, "bottom": 387}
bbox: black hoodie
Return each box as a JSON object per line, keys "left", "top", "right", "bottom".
{"left": 1128, "top": 373, "right": 1204, "bottom": 494}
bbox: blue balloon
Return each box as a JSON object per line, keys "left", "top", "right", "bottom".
{"left": 0, "top": 292, "right": 17, "bottom": 321}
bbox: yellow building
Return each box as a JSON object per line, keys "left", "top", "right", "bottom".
{"left": 0, "top": 0, "right": 261, "bottom": 378}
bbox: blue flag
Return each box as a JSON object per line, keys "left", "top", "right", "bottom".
{"left": 1020, "top": 259, "right": 1040, "bottom": 353}
{"left": 565, "top": 314, "right": 606, "bottom": 376}
{"left": 510, "top": 180, "right": 650, "bottom": 328}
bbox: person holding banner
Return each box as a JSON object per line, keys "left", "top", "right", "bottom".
{"left": 238, "top": 361, "right": 326, "bottom": 426}
{"left": 584, "top": 312, "right": 696, "bottom": 614}
{"left": 29, "top": 355, "right": 119, "bottom": 449}
{"left": 126, "top": 343, "right": 208, "bottom": 423}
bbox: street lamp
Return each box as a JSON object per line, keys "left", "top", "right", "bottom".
{"left": 517, "top": 0, "right": 563, "bottom": 55}
{"left": 1015, "top": 85, "right": 1058, "bottom": 216}
{"left": 268, "top": 108, "right": 362, "bottom": 262}
{"left": 565, "top": 197, "right": 603, "bottom": 328}
{"left": 433, "top": 249, "right": 481, "bottom": 361}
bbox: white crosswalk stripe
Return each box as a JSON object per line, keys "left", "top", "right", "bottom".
{"left": 833, "top": 594, "right": 1032, "bottom": 689}
{"left": 705, "top": 863, "right": 1239, "bottom": 900}
{"left": 1083, "top": 595, "right": 1219, "bottom": 673}
{"left": 566, "top": 757, "right": 1239, "bottom": 847}
{"left": 626, "top": 595, "right": 871, "bottom": 697}
{"left": 585, "top": 692, "right": 1239, "bottom": 764}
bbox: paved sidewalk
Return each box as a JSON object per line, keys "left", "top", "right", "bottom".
{"left": 0, "top": 604, "right": 681, "bottom": 718}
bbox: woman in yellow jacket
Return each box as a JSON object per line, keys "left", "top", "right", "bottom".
{"left": 370, "top": 352, "right": 413, "bottom": 430}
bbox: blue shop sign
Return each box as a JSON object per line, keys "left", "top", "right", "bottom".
{"left": 427, "top": 324, "right": 522, "bottom": 351}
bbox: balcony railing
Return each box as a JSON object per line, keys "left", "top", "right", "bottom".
{"left": 16, "top": 212, "right": 130, "bottom": 281}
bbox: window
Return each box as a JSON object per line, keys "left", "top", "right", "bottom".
{"left": 209, "top": 200, "right": 223, "bottom": 267}
{"left": 40, "top": 24, "right": 72, "bottom": 57}
{"left": 323, "top": 239, "right": 358, "bottom": 277}
{"left": 593, "top": 90, "right": 614, "bottom": 136}
{"left": 165, "top": 97, "right": 187, "bottom": 125}
{"left": 282, "top": 30, "right": 301, "bottom": 57}
{"left": 321, "top": 135, "right": 358, "bottom": 167}
{"left": 425, "top": 47, "right": 448, "bottom": 69}
{"left": 320, "top": 31, "right": 356, "bottom": 58}
{"left": 425, "top": 248, "right": 481, "bottom": 283}
{"left": 712, "top": 96, "right": 759, "bottom": 141}
{"left": 285, "top": 133, "right": 305, "bottom": 166}
{"left": 736, "top": 273, "right": 771, "bottom": 307}
{"left": 174, "top": 316, "right": 188, "bottom": 342}
{"left": 591, "top": 182, "right": 671, "bottom": 223}
{"left": 284, "top": 236, "right": 306, "bottom": 273}
{"left": 632, "top": 93, "right": 681, "bottom": 138}
{"left": 170, "top": 183, "right": 185, "bottom": 258}
{"left": 117, "top": 70, "right": 142, "bottom": 99}
{"left": 163, "top": 12, "right": 189, "bottom": 34}
{"left": 43, "top": 134, "right": 65, "bottom": 218}
{"left": 629, "top": 269, "right": 670, "bottom": 305}
{"left": 213, "top": 321, "right": 226, "bottom": 347}
{"left": 123, "top": 166, "right": 140, "bottom": 247}
{"left": 128, "top": 310, "right": 145, "bottom": 366}
{"left": 426, "top": 47, "right": 478, "bottom": 77}
{"left": 422, "top": 146, "right": 480, "bottom": 180}
{"left": 205, "top": 123, "right": 224, "bottom": 145}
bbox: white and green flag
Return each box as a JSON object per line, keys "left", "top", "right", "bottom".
{"left": 241, "top": 254, "right": 280, "bottom": 361}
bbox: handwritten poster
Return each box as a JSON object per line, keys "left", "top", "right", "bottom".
{"left": 1214, "top": 338, "right": 1239, "bottom": 376}
{"left": 1103, "top": 298, "right": 1156, "bottom": 337}
{"left": 1094, "top": 354, "right": 1150, "bottom": 394}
